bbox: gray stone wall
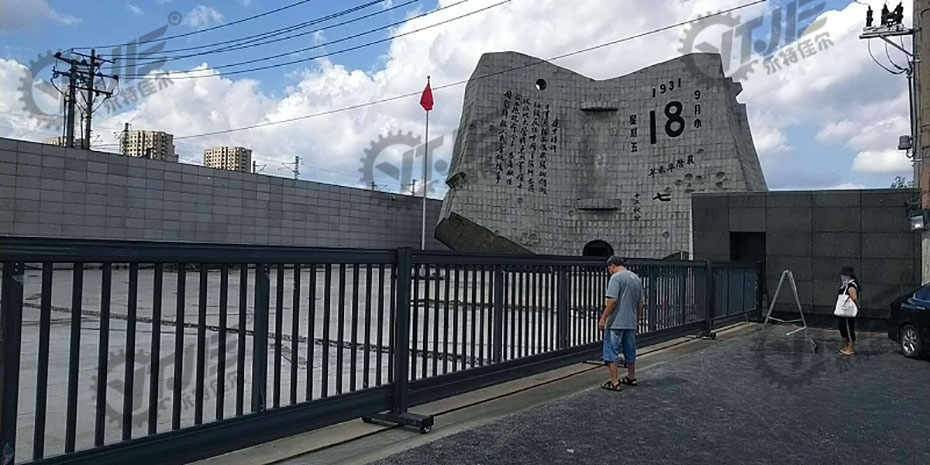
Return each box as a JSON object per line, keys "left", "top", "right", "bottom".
{"left": 438, "top": 52, "right": 766, "bottom": 258}
{"left": 0, "top": 137, "right": 445, "bottom": 250}
{"left": 693, "top": 189, "right": 920, "bottom": 319}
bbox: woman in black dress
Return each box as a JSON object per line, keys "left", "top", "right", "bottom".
{"left": 837, "top": 266, "right": 860, "bottom": 356}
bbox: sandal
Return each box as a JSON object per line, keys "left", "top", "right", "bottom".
{"left": 600, "top": 381, "right": 621, "bottom": 391}
{"left": 619, "top": 376, "right": 638, "bottom": 386}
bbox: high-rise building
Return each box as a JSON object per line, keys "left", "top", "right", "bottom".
{"left": 203, "top": 146, "right": 252, "bottom": 172}
{"left": 121, "top": 130, "right": 177, "bottom": 162}
{"left": 44, "top": 136, "right": 85, "bottom": 147}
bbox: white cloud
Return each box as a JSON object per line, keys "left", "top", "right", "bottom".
{"left": 126, "top": 2, "right": 144, "bottom": 16}
{"left": 852, "top": 149, "right": 912, "bottom": 174}
{"left": 0, "top": 0, "right": 917, "bottom": 192}
{"left": 0, "top": 0, "right": 79, "bottom": 31}
{"left": 827, "top": 182, "right": 867, "bottom": 190}
{"left": 183, "top": 5, "right": 224, "bottom": 30}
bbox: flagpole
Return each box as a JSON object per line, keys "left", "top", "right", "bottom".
{"left": 421, "top": 77, "right": 430, "bottom": 251}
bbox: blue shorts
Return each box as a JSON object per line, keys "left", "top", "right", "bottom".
{"left": 603, "top": 329, "right": 636, "bottom": 364}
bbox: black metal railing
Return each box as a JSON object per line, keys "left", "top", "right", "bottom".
{"left": 0, "top": 238, "right": 760, "bottom": 465}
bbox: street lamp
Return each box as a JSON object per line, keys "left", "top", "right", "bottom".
{"left": 907, "top": 200, "right": 929, "bottom": 231}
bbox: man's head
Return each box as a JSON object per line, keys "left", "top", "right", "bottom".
{"left": 606, "top": 255, "right": 626, "bottom": 274}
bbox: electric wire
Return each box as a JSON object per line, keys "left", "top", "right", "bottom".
{"left": 75, "top": 0, "right": 319, "bottom": 49}
{"left": 110, "top": 0, "right": 397, "bottom": 60}
{"left": 123, "top": 0, "right": 483, "bottom": 79}
{"left": 128, "top": 0, "right": 419, "bottom": 65}
{"left": 868, "top": 39, "right": 906, "bottom": 75}
{"left": 161, "top": 0, "right": 765, "bottom": 140}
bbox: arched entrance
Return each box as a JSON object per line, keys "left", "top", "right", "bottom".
{"left": 582, "top": 240, "right": 614, "bottom": 258}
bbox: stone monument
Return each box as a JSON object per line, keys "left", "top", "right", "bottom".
{"left": 436, "top": 52, "right": 767, "bottom": 258}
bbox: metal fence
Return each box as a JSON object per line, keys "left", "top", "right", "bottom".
{"left": 0, "top": 238, "right": 760, "bottom": 465}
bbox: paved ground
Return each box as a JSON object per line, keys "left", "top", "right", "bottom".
{"left": 371, "top": 328, "right": 930, "bottom": 465}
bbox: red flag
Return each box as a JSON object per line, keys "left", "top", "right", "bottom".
{"left": 420, "top": 78, "right": 433, "bottom": 111}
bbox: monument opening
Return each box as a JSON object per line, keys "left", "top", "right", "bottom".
{"left": 535, "top": 78, "right": 547, "bottom": 91}
{"left": 582, "top": 240, "right": 614, "bottom": 258}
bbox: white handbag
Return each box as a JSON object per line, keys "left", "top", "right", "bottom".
{"left": 833, "top": 283, "right": 858, "bottom": 317}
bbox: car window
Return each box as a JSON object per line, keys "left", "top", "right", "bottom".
{"left": 914, "top": 285, "right": 930, "bottom": 303}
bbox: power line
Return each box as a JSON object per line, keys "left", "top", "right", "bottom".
{"left": 164, "top": 0, "right": 763, "bottom": 140}
{"left": 76, "top": 0, "right": 319, "bottom": 49}
{"left": 123, "top": 0, "right": 483, "bottom": 79}
{"left": 113, "top": 0, "right": 401, "bottom": 60}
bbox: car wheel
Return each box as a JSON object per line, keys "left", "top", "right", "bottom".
{"left": 900, "top": 324, "right": 923, "bottom": 359}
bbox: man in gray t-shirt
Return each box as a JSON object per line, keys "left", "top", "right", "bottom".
{"left": 598, "top": 256, "right": 643, "bottom": 391}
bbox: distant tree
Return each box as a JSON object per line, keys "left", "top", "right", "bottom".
{"left": 891, "top": 176, "right": 914, "bottom": 188}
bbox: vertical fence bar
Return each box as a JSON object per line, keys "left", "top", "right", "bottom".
{"left": 388, "top": 264, "right": 396, "bottom": 384}
{"left": 410, "top": 265, "right": 419, "bottom": 380}
{"left": 364, "top": 264, "right": 372, "bottom": 389}
{"left": 442, "top": 265, "right": 451, "bottom": 374}
{"left": 64, "top": 262, "right": 83, "bottom": 453}
{"left": 452, "top": 266, "right": 460, "bottom": 372}
{"left": 123, "top": 263, "right": 140, "bottom": 439}
{"left": 432, "top": 266, "right": 440, "bottom": 375}
{"left": 1, "top": 262, "right": 24, "bottom": 464}
{"left": 148, "top": 264, "right": 164, "bottom": 434}
{"left": 273, "top": 264, "right": 284, "bottom": 408}
{"left": 470, "top": 266, "right": 478, "bottom": 366}
{"left": 492, "top": 266, "right": 504, "bottom": 363}
{"left": 33, "top": 263, "right": 52, "bottom": 459}
{"left": 337, "top": 264, "right": 346, "bottom": 394}
{"left": 391, "top": 248, "right": 412, "bottom": 414}
{"left": 478, "top": 268, "right": 486, "bottom": 365}
{"left": 217, "top": 264, "right": 229, "bottom": 420}
{"left": 679, "top": 267, "right": 687, "bottom": 327}
{"left": 516, "top": 268, "right": 523, "bottom": 358}
{"left": 291, "top": 264, "right": 301, "bottom": 404}
{"left": 95, "top": 263, "right": 112, "bottom": 446}
{"left": 194, "top": 265, "right": 207, "bottom": 426}
{"left": 420, "top": 265, "right": 429, "bottom": 380}
{"left": 508, "top": 266, "right": 516, "bottom": 359}
{"left": 534, "top": 268, "right": 541, "bottom": 356}
{"left": 252, "top": 263, "right": 270, "bottom": 413}
{"left": 321, "top": 265, "right": 332, "bottom": 398}
{"left": 647, "top": 267, "right": 657, "bottom": 334}
{"left": 460, "top": 267, "right": 468, "bottom": 371}
{"left": 351, "top": 264, "right": 359, "bottom": 392}
{"left": 236, "top": 265, "right": 247, "bottom": 416}
{"left": 307, "top": 264, "right": 317, "bottom": 399}
{"left": 172, "top": 264, "right": 186, "bottom": 430}
{"left": 557, "top": 266, "right": 568, "bottom": 350}
{"left": 376, "top": 264, "right": 385, "bottom": 386}
{"left": 704, "top": 262, "right": 714, "bottom": 336}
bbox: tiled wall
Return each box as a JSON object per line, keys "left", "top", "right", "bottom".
{"left": 0, "top": 137, "right": 445, "bottom": 250}
{"left": 693, "top": 190, "right": 920, "bottom": 318}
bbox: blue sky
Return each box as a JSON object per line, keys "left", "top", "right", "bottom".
{"left": 0, "top": 0, "right": 916, "bottom": 193}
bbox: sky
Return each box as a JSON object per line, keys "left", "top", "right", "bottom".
{"left": 0, "top": 0, "right": 916, "bottom": 197}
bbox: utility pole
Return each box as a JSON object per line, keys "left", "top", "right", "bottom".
{"left": 917, "top": 0, "right": 930, "bottom": 209}
{"left": 917, "top": 0, "right": 930, "bottom": 282}
{"left": 121, "top": 122, "right": 130, "bottom": 155}
{"left": 53, "top": 50, "right": 117, "bottom": 149}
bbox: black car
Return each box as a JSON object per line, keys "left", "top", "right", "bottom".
{"left": 888, "top": 284, "right": 930, "bottom": 358}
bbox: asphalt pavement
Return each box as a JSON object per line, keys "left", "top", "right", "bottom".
{"left": 371, "top": 328, "right": 930, "bottom": 465}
